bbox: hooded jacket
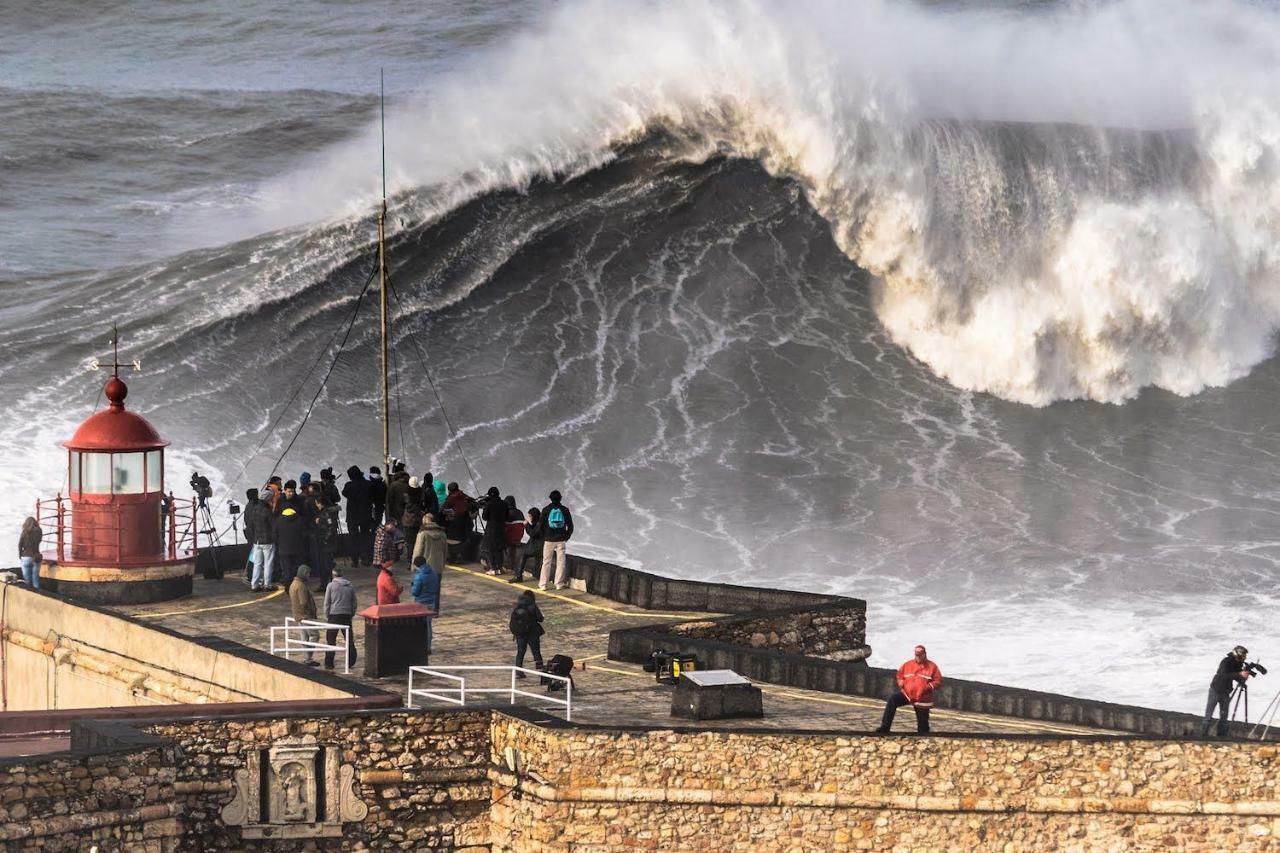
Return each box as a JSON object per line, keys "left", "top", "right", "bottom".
{"left": 289, "top": 566, "right": 316, "bottom": 620}
{"left": 481, "top": 492, "right": 508, "bottom": 546}
{"left": 275, "top": 506, "right": 307, "bottom": 557}
{"left": 897, "top": 657, "right": 943, "bottom": 707}
{"left": 386, "top": 472, "right": 411, "bottom": 526}
{"left": 369, "top": 470, "right": 387, "bottom": 515}
{"left": 411, "top": 563, "right": 441, "bottom": 611}
{"left": 432, "top": 479, "right": 448, "bottom": 507}
{"left": 323, "top": 575, "right": 357, "bottom": 617}
{"left": 341, "top": 466, "right": 373, "bottom": 526}
{"left": 244, "top": 497, "right": 275, "bottom": 545}
{"left": 412, "top": 521, "right": 448, "bottom": 573}
{"left": 420, "top": 482, "right": 441, "bottom": 526}
{"left": 509, "top": 591, "right": 544, "bottom": 639}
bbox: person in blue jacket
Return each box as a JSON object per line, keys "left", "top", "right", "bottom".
{"left": 411, "top": 555, "right": 442, "bottom": 653}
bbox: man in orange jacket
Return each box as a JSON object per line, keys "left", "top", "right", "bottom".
{"left": 874, "top": 644, "right": 942, "bottom": 734}
{"left": 376, "top": 560, "right": 403, "bottom": 605}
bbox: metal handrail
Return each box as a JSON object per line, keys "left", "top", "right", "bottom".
{"left": 269, "top": 617, "right": 351, "bottom": 673}
{"left": 34, "top": 492, "right": 198, "bottom": 564}
{"left": 406, "top": 665, "right": 572, "bottom": 721}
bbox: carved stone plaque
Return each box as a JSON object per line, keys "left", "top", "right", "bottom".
{"left": 221, "top": 734, "right": 366, "bottom": 839}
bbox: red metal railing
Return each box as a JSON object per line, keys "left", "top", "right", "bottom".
{"left": 34, "top": 493, "right": 199, "bottom": 566}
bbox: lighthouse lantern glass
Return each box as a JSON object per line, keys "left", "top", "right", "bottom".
{"left": 146, "top": 449, "right": 163, "bottom": 492}
{"left": 112, "top": 452, "right": 145, "bottom": 494}
{"left": 83, "top": 452, "right": 112, "bottom": 493}
{"left": 69, "top": 451, "right": 81, "bottom": 492}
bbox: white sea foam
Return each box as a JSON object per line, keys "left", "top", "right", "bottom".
{"left": 229, "top": 0, "right": 1280, "bottom": 406}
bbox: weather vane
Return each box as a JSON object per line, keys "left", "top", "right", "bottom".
{"left": 88, "top": 324, "right": 141, "bottom": 376}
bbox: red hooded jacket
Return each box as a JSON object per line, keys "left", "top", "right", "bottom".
{"left": 897, "top": 658, "right": 942, "bottom": 707}
{"left": 377, "top": 568, "right": 402, "bottom": 605}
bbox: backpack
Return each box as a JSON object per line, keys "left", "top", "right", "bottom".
{"left": 540, "top": 654, "right": 575, "bottom": 692}
{"left": 509, "top": 605, "right": 534, "bottom": 637}
{"left": 547, "top": 506, "right": 566, "bottom": 531}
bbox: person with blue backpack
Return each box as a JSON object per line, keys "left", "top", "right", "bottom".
{"left": 537, "top": 489, "right": 574, "bottom": 590}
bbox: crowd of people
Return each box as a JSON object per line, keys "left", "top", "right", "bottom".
{"left": 239, "top": 460, "right": 575, "bottom": 671}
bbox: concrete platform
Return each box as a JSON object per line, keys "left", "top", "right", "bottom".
{"left": 114, "top": 559, "right": 1122, "bottom": 737}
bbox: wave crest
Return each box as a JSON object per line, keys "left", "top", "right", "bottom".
{"left": 248, "top": 0, "right": 1280, "bottom": 405}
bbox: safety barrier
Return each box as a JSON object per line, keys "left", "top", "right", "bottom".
{"left": 269, "top": 617, "right": 351, "bottom": 673}
{"left": 406, "top": 665, "right": 572, "bottom": 721}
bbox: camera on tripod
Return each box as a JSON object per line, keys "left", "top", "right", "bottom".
{"left": 190, "top": 472, "right": 213, "bottom": 508}
{"left": 227, "top": 499, "right": 241, "bottom": 517}
{"left": 1246, "top": 661, "right": 1268, "bottom": 677}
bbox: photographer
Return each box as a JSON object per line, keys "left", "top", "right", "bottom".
{"left": 1200, "top": 645, "right": 1252, "bottom": 738}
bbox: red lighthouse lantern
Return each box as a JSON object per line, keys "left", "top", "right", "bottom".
{"left": 36, "top": 335, "right": 197, "bottom": 603}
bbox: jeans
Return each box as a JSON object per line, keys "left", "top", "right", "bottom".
{"left": 324, "top": 613, "right": 356, "bottom": 669}
{"left": 1200, "top": 689, "right": 1232, "bottom": 737}
{"left": 516, "top": 634, "right": 543, "bottom": 670}
{"left": 540, "top": 541, "right": 567, "bottom": 588}
{"left": 20, "top": 556, "right": 38, "bottom": 589}
{"left": 251, "top": 543, "right": 276, "bottom": 588}
{"left": 878, "top": 690, "right": 931, "bottom": 733}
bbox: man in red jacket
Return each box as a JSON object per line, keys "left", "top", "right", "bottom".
{"left": 376, "top": 560, "right": 402, "bottom": 605}
{"left": 874, "top": 644, "right": 942, "bottom": 734}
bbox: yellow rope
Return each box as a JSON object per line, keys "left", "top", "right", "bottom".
{"left": 140, "top": 586, "right": 285, "bottom": 618}
{"left": 444, "top": 562, "right": 708, "bottom": 619}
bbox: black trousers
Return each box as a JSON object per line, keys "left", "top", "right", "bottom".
{"left": 1200, "top": 689, "right": 1232, "bottom": 737}
{"left": 514, "top": 549, "right": 539, "bottom": 581}
{"left": 515, "top": 635, "right": 543, "bottom": 669}
{"left": 879, "top": 690, "right": 930, "bottom": 733}
{"left": 279, "top": 552, "right": 304, "bottom": 588}
{"left": 348, "top": 519, "right": 374, "bottom": 565}
{"left": 324, "top": 613, "right": 356, "bottom": 668}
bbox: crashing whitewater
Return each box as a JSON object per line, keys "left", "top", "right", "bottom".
{"left": 232, "top": 0, "right": 1280, "bottom": 406}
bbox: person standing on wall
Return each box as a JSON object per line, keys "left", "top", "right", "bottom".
{"left": 509, "top": 589, "right": 545, "bottom": 676}
{"left": 18, "top": 516, "right": 42, "bottom": 589}
{"left": 537, "top": 490, "right": 574, "bottom": 590}
{"left": 288, "top": 565, "right": 320, "bottom": 666}
{"left": 322, "top": 566, "right": 357, "bottom": 669}
{"left": 1200, "top": 645, "right": 1252, "bottom": 737}
{"left": 874, "top": 645, "right": 942, "bottom": 734}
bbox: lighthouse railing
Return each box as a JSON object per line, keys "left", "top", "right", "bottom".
{"left": 34, "top": 495, "right": 200, "bottom": 565}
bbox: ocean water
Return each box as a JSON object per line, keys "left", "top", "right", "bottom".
{"left": 3, "top": 0, "right": 1280, "bottom": 714}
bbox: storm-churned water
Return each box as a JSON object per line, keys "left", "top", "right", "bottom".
{"left": 3, "top": 0, "right": 1280, "bottom": 713}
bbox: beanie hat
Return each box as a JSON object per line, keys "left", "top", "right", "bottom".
{"left": 300, "top": 472, "right": 312, "bottom": 486}
{"left": 284, "top": 479, "right": 297, "bottom": 490}
{"left": 370, "top": 465, "right": 381, "bottom": 474}
{"left": 409, "top": 476, "right": 420, "bottom": 488}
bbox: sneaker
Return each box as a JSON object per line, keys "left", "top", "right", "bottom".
{"left": 539, "top": 585, "right": 549, "bottom": 591}
{"left": 304, "top": 660, "right": 319, "bottom": 667}
{"left": 508, "top": 577, "right": 522, "bottom": 584}
{"left": 515, "top": 670, "right": 527, "bottom": 679}
{"left": 555, "top": 583, "right": 569, "bottom": 590}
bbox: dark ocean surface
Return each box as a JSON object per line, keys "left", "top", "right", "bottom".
{"left": 4, "top": 0, "right": 1280, "bottom": 713}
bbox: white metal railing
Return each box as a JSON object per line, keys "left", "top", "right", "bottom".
{"left": 269, "top": 617, "right": 351, "bottom": 673}
{"left": 406, "top": 665, "right": 572, "bottom": 721}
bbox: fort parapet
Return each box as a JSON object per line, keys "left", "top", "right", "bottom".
{"left": 0, "top": 546, "right": 1270, "bottom": 850}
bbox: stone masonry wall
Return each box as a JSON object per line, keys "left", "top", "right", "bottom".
{"left": 0, "top": 744, "right": 181, "bottom": 852}
{"left": 146, "top": 710, "right": 492, "bottom": 851}
{"left": 489, "top": 716, "right": 1280, "bottom": 851}
{"left": 664, "top": 604, "right": 869, "bottom": 661}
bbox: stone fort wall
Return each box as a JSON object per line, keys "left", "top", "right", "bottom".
{"left": 3, "top": 708, "right": 1279, "bottom": 851}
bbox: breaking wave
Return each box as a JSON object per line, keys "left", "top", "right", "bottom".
{"left": 234, "top": 0, "right": 1280, "bottom": 405}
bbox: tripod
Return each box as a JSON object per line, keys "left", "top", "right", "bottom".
{"left": 196, "top": 497, "right": 222, "bottom": 578}
{"left": 1230, "top": 682, "right": 1249, "bottom": 723}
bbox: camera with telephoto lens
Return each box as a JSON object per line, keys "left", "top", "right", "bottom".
{"left": 1246, "top": 661, "right": 1268, "bottom": 677}
{"left": 643, "top": 648, "right": 670, "bottom": 674}
{"left": 190, "top": 472, "right": 213, "bottom": 508}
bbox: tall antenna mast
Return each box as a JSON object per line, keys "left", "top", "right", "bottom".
{"left": 378, "top": 68, "right": 391, "bottom": 475}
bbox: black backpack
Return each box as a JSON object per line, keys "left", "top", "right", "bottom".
{"left": 540, "top": 654, "right": 574, "bottom": 692}
{"left": 509, "top": 605, "right": 534, "bottom": 637}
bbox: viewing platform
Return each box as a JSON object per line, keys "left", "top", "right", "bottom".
{"left": 110, "top": 552, "right": 1130, "bottom": 737}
